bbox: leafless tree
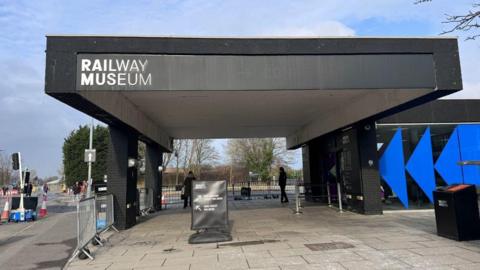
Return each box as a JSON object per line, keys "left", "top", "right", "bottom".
{"left": 0, "top": 153, "right": 12, "bottom": 186}
{"left": 169, "top": 139, "right": 219, "bottom": 179}
{"left": 227, "top": 138, "right": 292, "bottom": 181}
{"left": 416, "top": 1, "right": 480, "bottom": 40}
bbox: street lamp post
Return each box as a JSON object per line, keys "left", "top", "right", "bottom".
{"left": 175, "top": 151, "right": 179, "bottom": 186}
{"left": 86, "top": 118, "right": 94, "bottom": 198}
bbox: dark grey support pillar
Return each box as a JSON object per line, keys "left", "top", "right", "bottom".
{"left": 107, "top": 126, "right": 138, "bottom": 230}
{"left": 302, "top": 140, "right": 327, "bottom": 202}
{"left": 357, "top": 121, "right": 383, "bottom": 214}
{"left": 302, "top": 144, "right": 312, "bottom": 186}
{"left": 145, "top": 143, "right": 163, "bottom": 211}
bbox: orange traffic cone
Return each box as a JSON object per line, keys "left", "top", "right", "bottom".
{"left": 1, "top": 201, "right": 10, "bottom": 223}
{"left": 39, "top": 200, "right": 47, "bottom": 218}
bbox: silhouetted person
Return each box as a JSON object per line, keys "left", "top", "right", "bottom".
{"left": 279, "top": 167, "right": 288, "bottom": 203}
{"left": 183, "top": 171, "right": 195, "bottom": 208}
{"left": 26, "top": 182, "right": 33, "bottom": 197}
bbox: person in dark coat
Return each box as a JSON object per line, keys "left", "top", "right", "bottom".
{"left": 26, "top": 182, "right": 33, "bottom": 197}
{"left": 279, "top": 167, "right": 288, "bottom": 203}
{"left": 183, "top": 171, "right": 195, "bottom": 208}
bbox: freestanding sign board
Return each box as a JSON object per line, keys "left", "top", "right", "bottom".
{"left": 189, "top": 180, "right": 231, "bottom": 244}
{"left": 191, "top": 180, "right": 228, "bottom": 230}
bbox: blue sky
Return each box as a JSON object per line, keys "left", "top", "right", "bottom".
{"left": 0, "top": 0, "right": 479, "bottom": 177}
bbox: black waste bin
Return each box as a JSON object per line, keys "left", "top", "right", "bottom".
{"left": 433, "top": 184, "right": 480, "bottom": 241}
{"left": 93, "top": 182, "right": 107, "bottom": 194}
{"left": 241, "top": 187, "right": 251, "bottom": 198}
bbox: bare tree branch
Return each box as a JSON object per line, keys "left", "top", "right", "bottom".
{"left": 415, "top": 1, "right": 480, "bottom": 40}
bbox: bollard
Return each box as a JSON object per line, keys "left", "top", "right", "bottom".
{"left": 337, "top": 182, "right": 343, "bottom": 213}
{"left": 294, "top": 184, "right": 302, "bottom": 214}
{"left": 326, "top": 182, "right": 332, "bottom": 207}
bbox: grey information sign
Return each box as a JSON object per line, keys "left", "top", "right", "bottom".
{"left": 191, "top": 180, "right": 228, "bottom": 230}
{"left": 84, "top": 149, "right": 96, "bottom": 163}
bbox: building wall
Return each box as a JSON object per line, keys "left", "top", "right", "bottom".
{"left": 377, "top": 123, "right": 480, "bottom": 209}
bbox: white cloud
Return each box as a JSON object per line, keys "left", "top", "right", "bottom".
{"left": 442, "top": 82, "right": 480, "bottom": 100}
{"left": 0, "top": 0, "right": 479, "bottom": 176}
{"left": 266, "top": 21, "right": 355, "bottom": 37}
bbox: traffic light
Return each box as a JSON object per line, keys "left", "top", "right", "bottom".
{"left": 12, "top": 153, "right": 19, "bottom": 170}
{"left": 24, "top": 171, "right": 30, "bottom": 184}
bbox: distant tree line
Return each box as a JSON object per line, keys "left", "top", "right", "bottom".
{"left": 0, "top": 153, "right": 12, "bottom": 186}
{"left": 62, "top": 125, "right": 108, "bottom": 187}
{"left": 63, "top": 125, "right": 296, "bottom": 187}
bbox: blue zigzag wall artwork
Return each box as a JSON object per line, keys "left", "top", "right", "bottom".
{"left": 380, "top": 124, "right": 480, "bottom": 208}
{"left": 457, "top": 125, "right": 480, "bottom": 185}
{"left": 434, "top": 127, "right": 462, "bottom": 185}
{"left": 406, "top": 128, "right": 436, "bottom": 203}
{"left": 379, "top": 129, "right": 408, "bottom": 208}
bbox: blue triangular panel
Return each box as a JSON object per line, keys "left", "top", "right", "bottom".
{"left": 434, "top": 127, "right": 462, "bottom": 185}
{"left": 458, "top": 124, "right": 480, "bottom": 185}
{"left": 379, "top": 129, "right": 408, "bottom": 208}
{"left": 406, "top": 128, "right": 435, "bottom": 202}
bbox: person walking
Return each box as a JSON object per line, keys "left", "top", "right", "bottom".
{"left": 26, "top": 182, "right": 33, "bottom": 197}
{"left": 279, "top": 167, "right": 288, "bottom": 203}
{"left": 42, "top": 183, "right": 49, "bottom": 201}
{"left": 183, "top": 171, "right": 195, "bottom": 208}
{"left": 73, "top": 181, "right": 80, "bottom": 201}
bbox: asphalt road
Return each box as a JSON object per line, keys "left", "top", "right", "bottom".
{"left": 0, "top": 192, "right": 77, "bottom": 270}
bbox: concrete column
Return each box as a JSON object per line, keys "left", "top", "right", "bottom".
{"left": 145, "top": 143, "right": 163, "bottom": 211}
{"left": 356, "top": 121, "right": 383, "bottom": 214}
{"left": 302, "top": 139, "right": 329, "bottom": 202}
{"left": 107, "top": 126, "right": 138, "bottom": 230}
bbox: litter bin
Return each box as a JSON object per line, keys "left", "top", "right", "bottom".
{"left": 433, "top": 184, "right": 480, "bottom": 241}
{"left": 93, "top": 182, "right": 107, "bottom": 194}
{"left": 241, "top": 187, "right": 251, "bottom": 198}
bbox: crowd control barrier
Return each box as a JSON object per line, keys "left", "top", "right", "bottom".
{"left": 69, "top": 194, "right": 118, "bottom": 262}
{"left": 71, "top": 197, "right": 97, "bottom": 260}
{"left": 294, "top": 182, "right": 345, "bottom": 214}
{"left": 138, "top": 188, "right": 154, "bottom": 215}
{"left": 95, "top": 194, "right": 117, "bottom": 234}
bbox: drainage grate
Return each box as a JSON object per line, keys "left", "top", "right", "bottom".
{"left": 218, "top": 239, "right": 279, "bottom": 247}
{"left": 305, "top": 242, "right": 354, "bottom": 251}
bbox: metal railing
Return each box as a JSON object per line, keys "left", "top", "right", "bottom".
{"left": 95, "top": 194, "right": 117, "bottom": 233}
{"left": 159, "top": 179, "right": 303, "bottom": 208}
{"left": 161, "top": 185, "right": 183, "bottom": 208}
{"left": 72, "top": 197, "right": 97, "bottom": 260}
{"left": 69, "top": 193, "right": 117, "bottom": 262}
{"left": 294, "top": 182, "right": 345, "bottom": 214}
{"left": 138, "top": 188, "right": 154, "bottom": 215}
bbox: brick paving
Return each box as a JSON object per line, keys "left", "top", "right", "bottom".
{"left": 66, "top": 201, "right": 480, "bottom": 270}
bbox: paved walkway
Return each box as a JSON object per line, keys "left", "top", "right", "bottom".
{"left": 67, "top": 202, "right": 480, "bottom": 270}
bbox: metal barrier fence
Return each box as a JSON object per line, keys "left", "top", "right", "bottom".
{"left": 73, "top": 196, "right": 96, "bottom": 260}
{"left": 95, "top": 194, "right": 116, "bottom": 233}
{"left": 69, "top": 194, "right": 117, "bottom": 262}
{"left": 138, "top": 188, "right": 154, "bottom": 215}
{"left": 161, "top": 185, "right": 183, "bottom": 208}
{"left": 160, "top": 180, "right": 303, "bottom": 209}
{"left": 294, "top": 182, "right": 345, "bottom": 214}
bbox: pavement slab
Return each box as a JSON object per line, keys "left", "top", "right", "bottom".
{"left": 64, "top": 202, "right": 480, "bottom": 270}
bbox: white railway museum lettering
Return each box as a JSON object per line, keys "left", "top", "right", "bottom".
{"left": 80, "top": 58, "right": 152, "bottom": 86}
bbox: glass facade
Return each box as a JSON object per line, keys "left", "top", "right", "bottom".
{"left": 377, "top": 123, "right": 480, "bottom": 210}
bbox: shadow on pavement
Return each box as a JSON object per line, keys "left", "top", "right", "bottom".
{"left": 0, "top": 235, "right": 33, "bottom": 247}
{"left": 34, "top": 237, "right": 76, "bottom": 269}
